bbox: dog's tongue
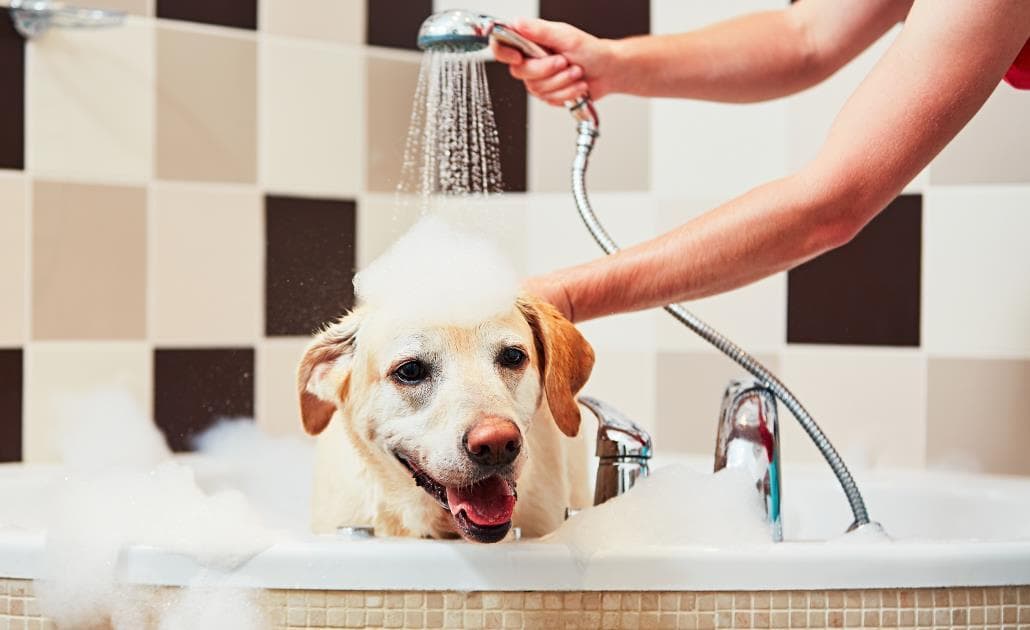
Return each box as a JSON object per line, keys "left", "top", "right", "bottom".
{"left": 446, "top": 476, "right": 516, "bottom": 527}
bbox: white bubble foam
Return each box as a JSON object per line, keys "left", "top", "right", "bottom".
{"left": 353, "top": 215, "right": 519, "bottom": 327}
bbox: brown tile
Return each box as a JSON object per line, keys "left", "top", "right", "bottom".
{"left": 484, "top": 62, "right": 527, "bottom": 192}
{"left": 0, "top": 16, "right": 24, "bottom": 170}
{"left": 153, "top": 348, "right": 254, "bottom": 451}
{"left": 0, "top": 349, "right": 22, "bottom": 462}
{"left": 32, "top": 181, "right": 146, "bottom": 340}
{"left": 927, "top": 358, "right": 1030, "bottom": 475}
{"left": 156, "top": 26, "right": 257, "bottom": 183}
{"left": 539, "top": 0, "right": 649, "bottom": 40}
{"left": 366, "top": 0, "right": 431, "bottom": 49}
{"left": 157, "top": 0, "right": 256, "bottom": 29}
{"left": 788, "top": 194, "right": 921, "bottom": 346}
{"left": 365, "top": 53, "right": 421, "bottom": 192}
{"left": 264, "top": 195, "right": 356, "bottom": 336}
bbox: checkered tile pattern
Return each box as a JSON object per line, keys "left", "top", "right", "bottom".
{"left": 0, "top": 0, "right": 1026, "bottom": 480}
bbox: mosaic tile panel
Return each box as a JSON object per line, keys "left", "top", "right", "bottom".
{"left": 3, "top": 579, "right": 1029, "bottom": 629}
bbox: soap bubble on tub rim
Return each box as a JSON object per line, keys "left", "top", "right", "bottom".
{"left": 353, "top": 214, "right": 520, "bottom": 328}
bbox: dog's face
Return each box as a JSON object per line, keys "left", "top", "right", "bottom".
{"left": 298, "top": 297, "right": 593, "bottom": 543}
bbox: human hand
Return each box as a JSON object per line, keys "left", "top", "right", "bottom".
{"left": 521, "top": 274, "right": 575, "bottom": 322}
{"left": 490, "top": 18, "right": 621, "bottom": 107}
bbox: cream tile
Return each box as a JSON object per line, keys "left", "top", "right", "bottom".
{"left": 259, "top": 0, "right": 363, "bottom": 44}
{"left": 256, "top": 337, "right": 309, "bottom": 436}
{"left": 355, "top": 194, "right": 422, "bottom": 268}
{"left": 87, "top": 0, "right": 151, "bottom": 16}
{"left": 656, "top": 198, "right": 786, "bottom": 354}
{"left": 149, "top": 183, "right": 261, "bottom": 343}
{"left": 923, "top": 187, "right": 1030, "bottom": 358}
{"left": 156, "top": 25, "right": 257, "bottom": 183}
{"left": 32, "top": 180, "right": 146, "bottom": 340}
{"left": 530, "top": 94, "right": 649, "bottom": 192}
{"left": 260, "top": 38, "right": 362, "bottom": 197}
{"left": 24, "top": 342, "right": 150, "bottom": 462}
{"left": 930, "top": 83, "right": 1030, "bottom": 184}
{"left": 656, "top": 352, "right": 780, "bottom": 455}
{"left": 27, "top": 17, "right": 153, "bottom": 181}
{"left": 365, "top": 52, "right": 421, "bottom": 192}
{"left": 0, "top": 174, "right": 26, "bottom": 344}
{"left": 927, "top": 358, "right": 1030, "bottom": 476}
{"left": 580, "top": 350, "right": 657, "bottom": 437}
{"left": 777, "top": 347, "right": 927, "bottom": 469}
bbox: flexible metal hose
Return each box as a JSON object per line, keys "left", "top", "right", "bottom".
{"left": 571, "top": 122, "right": 870, "bottom": 529}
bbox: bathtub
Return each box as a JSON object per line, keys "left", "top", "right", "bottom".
{"left": 1, "top": 457, "right": 1028, "bottom": 629}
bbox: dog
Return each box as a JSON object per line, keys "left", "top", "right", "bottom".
{"left": 297, "top": 295, "right": 594, "bottom": 542}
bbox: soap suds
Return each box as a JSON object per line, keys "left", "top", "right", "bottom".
{"left": 353, "top": 216, "right": 519, "bottom": 326}
{"left": 545, "top": 465, "right": 770, "bottom": 557}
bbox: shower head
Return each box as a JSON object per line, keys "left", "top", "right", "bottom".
{"left": 416, "top": 9, "right": 598, "bottom": 129}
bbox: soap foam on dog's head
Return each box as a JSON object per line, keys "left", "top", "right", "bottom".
{"left": 353, "top": 216, "right": 519, "bottom": 327}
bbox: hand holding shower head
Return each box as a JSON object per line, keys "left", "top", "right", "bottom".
{"left": 416, "top": 10, "right": 598, "bottom": 130}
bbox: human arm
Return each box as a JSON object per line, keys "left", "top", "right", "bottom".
{"left": 527, "top": 0, "right": 1030, "bottom": 322}
{"left": 492, "top": 0, "right": 911, "bottom": 106}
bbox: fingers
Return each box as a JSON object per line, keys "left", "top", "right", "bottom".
{"left": 509, "top": 54, "right": 567, "bottom": 81}
{"left": 489, "top": 39, "right": 523, "bottom": 65}
{"left": 541, "top": 82, "right": 589, "bottom": 108}
{"left": 526, "top": 63, "right": 583, "bottom": 95}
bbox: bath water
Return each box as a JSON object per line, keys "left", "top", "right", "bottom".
{"left": 399, "top": 51, "right": 504, "bottom": 207}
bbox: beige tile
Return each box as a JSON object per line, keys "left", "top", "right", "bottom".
{"left": 27, "top": 17, "right": 153, "bottom": 181}
{"left": 365, "top": 52, "right": 421, "bottom": 192}
{"left": 156, "top": 25, "right": 257, "bottom": 183}
{"left": 0, "top": 175, "right": 26, "bottom": 344}
{"left": 87, "top": 0, "right": 151, "bottom": 16}
{"left": 259, "top": 0, "right": 363, "bottom": 44}
{"left": 529, "top": 94, "right": 649, "bottom": 192}
{"left": 355, "top": 194, "right": 421, "bottom": 267}
{"left": 24, "top": 342, "right": 150, "bottom": 462}
{"left": 149, "top": 184, "right": 261, "bottom": 342}
{"left": 255, "top": 338, "right": 310, "bottom": 437}
{"left": 927, "top": 358, "right": 1030, "bottom": 476}
{"left": 777, "top": 348, "right": 927, "bottom": 469}
{"left": 32, "top": 181, "right": 146, "bottom": 340}
{"left": 656, "top": 352, "right": 779, "bottom": 455}
{"left": 260, "top": 38, "right": 362, "bottom": 197}
{"left": 930, "top": 84, "right": 1030, "bottom": 184}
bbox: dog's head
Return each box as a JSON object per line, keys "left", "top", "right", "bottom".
{"left": 297, "top": 295, "right": 593, "bottom": 542}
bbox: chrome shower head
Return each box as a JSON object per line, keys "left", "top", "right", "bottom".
{"left": 416, "top": 9, "right": 492, "bottom": 52}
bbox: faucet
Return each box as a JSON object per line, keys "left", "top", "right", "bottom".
{"left": 578, "top": 396, "right": 652, "bottom": 506}
{"left": 714, "top": 379, "right": 783, "bottom": 541}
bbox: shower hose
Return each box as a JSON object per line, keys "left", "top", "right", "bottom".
{"left": 570, "top": 122, "right": 871, "bottom": 530}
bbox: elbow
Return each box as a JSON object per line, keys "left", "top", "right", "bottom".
{"left": 788, "top": 171, "right": 876, "bottom": 258}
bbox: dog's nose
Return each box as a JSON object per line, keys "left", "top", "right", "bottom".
{"left": 464, "top": 418, "right": 522, "bottom": 467}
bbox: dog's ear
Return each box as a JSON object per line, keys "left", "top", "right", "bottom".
{"left": 518, "top": 296, "right": 595, "bottom": 437}
{"left": 297, "top": 310, "right": 362, "bottom": 436}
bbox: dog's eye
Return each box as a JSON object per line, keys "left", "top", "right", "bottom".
{"left": 394, "top": 360, "right": 429, "bottom": 384}
{"left": 498, "top": 347, "right": 526, "bottom": 368}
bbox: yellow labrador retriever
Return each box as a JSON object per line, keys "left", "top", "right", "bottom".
{"left": 298, "top": 296, "right": 594, "bottom": 542}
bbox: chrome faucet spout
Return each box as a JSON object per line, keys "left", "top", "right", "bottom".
{"left": 578, "top": 396, "right": 652, "bottom": 506}
{"left": 715, "top": 379, "right": 783, "bottom": 541}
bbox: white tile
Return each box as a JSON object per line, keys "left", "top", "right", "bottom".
{"left": 260, "top": 38, "right": 362, "bottom": 197}
{"left": 930, "top": 82, "right": 1030, "bottom": 185}
{"left": 579, "top": 350, "right": 657, "bottom": 437}
{"left": 923, "top": 186, "right": 1030, "bottom": 358}
{"left": 776, "top": 347, "right": 927, "bottom": 470}
{"left": 432, "top": 0, "right": 536, "bottom": 23}
{"left": 25, "top": 342, "right": 151, "bottom": 463}
{"left": 0, "top": 174, "right": 26, "bottom": 344}
{"left": 256, "top": 337, "right": 309, "bottom": 437}
{"left": 529, "top": 94, "right": 650, "bottom": 193}
{"left": 27, "top": 17, "right": 153, "bottom": 181}
{"left": 651, "top": 97, "right": 788, "bottom": 198}
{"left": 149, "top": 183, "right": 262, "bottom": 344}
{"left": 655, "top": 198, "right": 786, "bottom": 353}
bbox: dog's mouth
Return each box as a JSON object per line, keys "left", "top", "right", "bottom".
{"left": 394, "top": 452, "right": 517, "bottom": 543}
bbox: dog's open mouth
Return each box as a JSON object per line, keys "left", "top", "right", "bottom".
{"left": 395, "top": 453, "right": 516, "bottom": 543}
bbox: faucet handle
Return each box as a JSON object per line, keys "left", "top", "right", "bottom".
{"left": 578, "top": 396, "right": 652, "bottom": 459}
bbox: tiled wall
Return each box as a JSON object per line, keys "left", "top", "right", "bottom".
{"left": 0, "top": 1, "right": 1027, "bottom": 477}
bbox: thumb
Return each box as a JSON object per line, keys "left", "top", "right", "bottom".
{"left": 510, "top": 18, "right": 584, "bottom": 53}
